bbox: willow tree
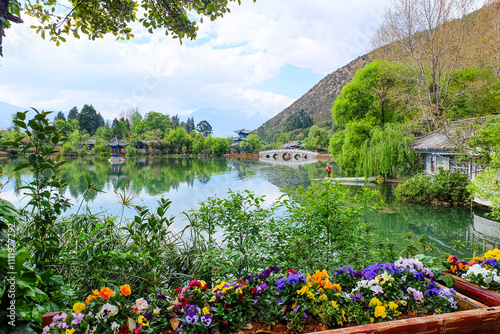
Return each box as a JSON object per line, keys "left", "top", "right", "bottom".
{"left": 0, "top": 0, "right": 255, "bottom": 55}
{"left": 373, "top": 0, "right": 480, "bottom": 131}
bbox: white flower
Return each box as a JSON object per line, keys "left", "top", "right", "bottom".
{"left": 135, "top": 298, "right": 150, "bottom": 312}
{"left": 97, "top": 303, "right": 119, "bottom": 322}
{"left": 153, "top": 307, "right": 161, "bottom": 315}
{"left": 111, "top": 321, "right": 120, "bottom": 333}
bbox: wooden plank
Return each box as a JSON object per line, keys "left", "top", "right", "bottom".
{"left": 42, "top": 311, "right": 62, "bottom": 328}
{"left": 444, "top": 272, "right": 500, "bottom": 307}
{"left": 306, "top": 306, "right": 500, "bottom": 334}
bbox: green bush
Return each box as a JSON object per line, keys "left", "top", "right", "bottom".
{"left": 93, "top": 143, "right": 111, "bottom": 157}
{"left": 395, "top": 169, "right": 470, "bottom": 204}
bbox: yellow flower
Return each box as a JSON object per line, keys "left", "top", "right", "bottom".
{"left": 202, "top": 307, "right": 210, "bottom": 315}
{"left": 138, "top": 315, "right": 149, "bottom": 326}
{"left": 370, "top": 317, "right": 374, "bottom": 324}
{"left": 235, "top": 288, "right": 243, "bottom": 295}
{"left": 214, "top": 281, "right": 228, "bottom": 292}
{"left": 292, "top": 300, "right": 298, "bottom": 309}
{"left": 297, "top": 285, "right": 310, "bottom": 295}
{"left": 73, "top": 302, "right": 86, "bottom": 314}
{"left": 319, "top": 294, "right": 328, "bottom": 301}
{"left": 66, "top": 329, "right": 76, "bottom": 334}
{"left": 199, "top": 280, "right": 207, "bottom": 289}
{"left": 369, "top": 297, "right": 382, "bottom": 307}
{"left": 374, "top": 305, "right": 387, "bottom": 318}
{"left": 388, "top": 301, "right": 398, "bottom": 310}
{"left": 331, "top": 300, "right": 339, "bottom": 308}
{"left": 307, "top": 292, "right": 316, "bottom": 300}
{"left": 209, "top": 296, "right": 216, "bottom": 302}
{"left": 376, "top": 271, "right": 394, "bottom": 286}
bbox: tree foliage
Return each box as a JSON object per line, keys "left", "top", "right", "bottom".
{"left": 1, "top": 0, "right": 255, "bottom": 54}
{"left": 196, "top": 120, "right": 213, "bottom": 137}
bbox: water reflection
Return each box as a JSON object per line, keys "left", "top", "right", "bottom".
{"left": 0, "top": 157, "right": 492, "bottom": 253}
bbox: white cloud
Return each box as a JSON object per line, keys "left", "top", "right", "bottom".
{"left": 0, "top": 0, "right": 396, "bottom": 122}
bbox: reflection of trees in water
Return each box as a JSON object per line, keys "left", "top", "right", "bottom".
{"left": 2, "top": 157, "right": 232, "bottom": 199}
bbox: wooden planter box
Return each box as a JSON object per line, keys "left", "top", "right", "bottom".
{"left": 444, "top": 272, "right": 500, "bottom": 307}
{"left": 308, "top": 306, "right": 500, "bottom": 334}
{"left": 42, "top": 294, "right": 494, "bottom": 334}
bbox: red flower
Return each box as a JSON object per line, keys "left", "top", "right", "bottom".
{"left": 249, "top": 288, "right": 257, "bottom": 293}
{"left": 286, "top": 269, "right": 298, "bottom": 277}
{"left": 174, "top": 287, "right": 182, "bottom": 295}
{"left": 181, "top": 300, "right": 189, "bottom": 308}
{"left": 189, "top": 280, "right": 201, "bottom": 288}
{"left": 118, "top": 326, "right": 129, "bottom": 334}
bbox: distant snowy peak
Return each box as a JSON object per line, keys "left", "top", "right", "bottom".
{"left": 0, "top": 101, "right": 27, "bottom": 129}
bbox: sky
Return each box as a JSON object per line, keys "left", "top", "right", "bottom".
{"left": 0, "top": 0, "right": 397, "bottom": 123}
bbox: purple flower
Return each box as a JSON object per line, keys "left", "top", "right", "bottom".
{"left": 201, "top": 314, "right": 212, "bottom": 326}
{"left": 270, "top": 266, "right": 280, "bottom": 273}
{"left": 352, "top": 293, "right": 363, "bottom": 303}
{"left": 256, "top": 283, "right": 268, "bottom": 293}
{"left": 185, "top": 311, "right": 199, "bottom": 325}
{"left": 487, "top": 258, "right": 497, "bottom": 266}
{"left": 71, "top": 313, "right": 84, "bottom": 326}
{"left": 275, "top": 277, "right": 286, "bottom": 292}
{"left": 362, "top": 304, "right": 370, "bottom": 311}
{"left": 414, "top": 272, "right": 424, "bottom": 281}
{"left": 187, "top": 305, "right": 200, "bottom": 313}
{"left": 407, "top": 287, "right": 424, "bottom": 303}
{"left": 156, "top": 294, "right": 167, "bottom": 300}
{"left": 259, "top": 268, "right": 272, "bottom": 279}
{"left": 143, "top": 312, "right": 153, "bottom": 321}
{"left": 293, "top": 304, "right": 300, "bottom": 313}
{"left": 287, "top": 272, "right": 306, "bottom": 285}
{"left": 303, "top": 312, "right": 307, "bottom": 319}
{"left": 334, "top": 268, "right": 346, "bottom": 275}
{"left": 425, "top": 279, "right": 439, "bottom": 296}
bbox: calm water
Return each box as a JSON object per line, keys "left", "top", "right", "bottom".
{"left": 0, "top": 157, "right": 487, "bottom": 255}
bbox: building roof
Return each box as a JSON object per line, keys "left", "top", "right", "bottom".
{"left": 106, "top": 137, "right": 128, "bottom": 147}
{"left": 86, "top": 139, "right": 96, "bottom": 144}
{"left": 234, "top": 129, "right": 252, "bottom": 134}
{"left": 281, "top": 141, "right": 305, "bottom": 149}
{"left": 411, "top": 117, "right": 493, "bottom": 153}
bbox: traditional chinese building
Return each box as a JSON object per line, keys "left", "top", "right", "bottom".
{"left": 230, "top": 128, "right": 252, "bottom": 150}
{"left": 106, "top": 137, "right": 128, "bottom": 157}
{"left": 281, "top": 141, "right": 305, "bottom": 150}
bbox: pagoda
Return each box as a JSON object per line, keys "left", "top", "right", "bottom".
{"left": 106, "top": 137, "right": 128, "bottom": 159}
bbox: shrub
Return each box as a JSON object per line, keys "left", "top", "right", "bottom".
{"left": 395, "top": 169, "right": 470, "bottom": 204}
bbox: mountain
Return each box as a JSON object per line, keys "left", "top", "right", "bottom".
{"left": 0, "top": 101, "right": 27, "bottom": 129}
{"left": 256, "top": 55, "right": 368, "bottom": 142}
{"left": 183, "top": 107, "right": 269, "bottom": 138}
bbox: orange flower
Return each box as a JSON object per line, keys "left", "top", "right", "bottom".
{"left": 484, "top": 265, "right": 489, "bottom": 270}
{"left": 312, "top": 270, "right": 330, "bottom": 287}
{"left": 99, "top": 287, "right": 115, "bottom": 300}
{"left": 447, "top": 255, "right": 454, "bottom": 263}
{"left": 120, "top": 284, "right": 131, "bottom": 296}
{"left": 450, "top": 265, "right": 457, "bottom": 272}
{"left": 464, "top": 265, "right": 469, "bottom": 270}
{"left": 86, "top": 289, "right": 100, "bottom": 303}
{"left": 470, "top": 260, "right": 477, "bottom": 266}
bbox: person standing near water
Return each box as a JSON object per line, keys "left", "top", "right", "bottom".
{"left": 325, "top": 163, "right": 331, "bottom": 178}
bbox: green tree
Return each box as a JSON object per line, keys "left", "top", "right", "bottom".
{"left": 78, "top": 104, "right": 104, "bottom": 136}
{"left": 54, "top": 111, "right": 66, "bottom": 122}
{"left": 171, "top": 114, "right": 180, "bottom": 129}
{"left": 196, "top": 120, "right": 213, "bottom": 137}
{"left": 211, "top": 137, "right": 230, "bottom": 156}
{"left": 139, "top": 111, "right": 172, "bottom": 135}
{"left": 54, "top": 119, "right": 78, "bottom": 137}
{"left": 67, "top": 107, "right": 79, "bottom": 121}
{"left": 184, "top": 116, "right": 196, "bottom": 133}
{"left": 192, "top": 132, "right": 206, "bottom": 154}
{"left": 130, "top": 110, "right": 143, "bottom": 134}
{"left": 284, "top": 109, "right": 313, "bottom": 131}
{"left": 332, "top": 61, "right": 402, "bottom": 128}
{"left": 165, "top": 127, "right": 191, "bottom": 154}
{"left": 246, "top": 133, "right": 261, "bottom": 151}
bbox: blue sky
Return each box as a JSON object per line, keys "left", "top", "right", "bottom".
{"left": 0, "top": 0, "right": 417, "bottom": 123}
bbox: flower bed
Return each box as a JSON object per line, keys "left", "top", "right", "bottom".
{"left": 43, "top": 258, "right": 477, "bottom": 334}
{"left": 445, "top": 249, "right": 500, "bottom": 306}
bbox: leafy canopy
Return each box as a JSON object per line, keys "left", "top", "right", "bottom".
{"left": 1, "top": 0, "right": 255, "bottom": 53}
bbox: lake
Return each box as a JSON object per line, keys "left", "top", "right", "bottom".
{"left": 0, "top": 156, "right": 491, "bottom": 256}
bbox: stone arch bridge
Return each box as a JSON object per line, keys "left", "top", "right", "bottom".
{"left": 259, "top": 149, "right": 319, "bottom": 161}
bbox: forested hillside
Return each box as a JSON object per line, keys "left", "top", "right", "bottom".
{"left": 256, "top": 55, "right": 368, "bottom": 142}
